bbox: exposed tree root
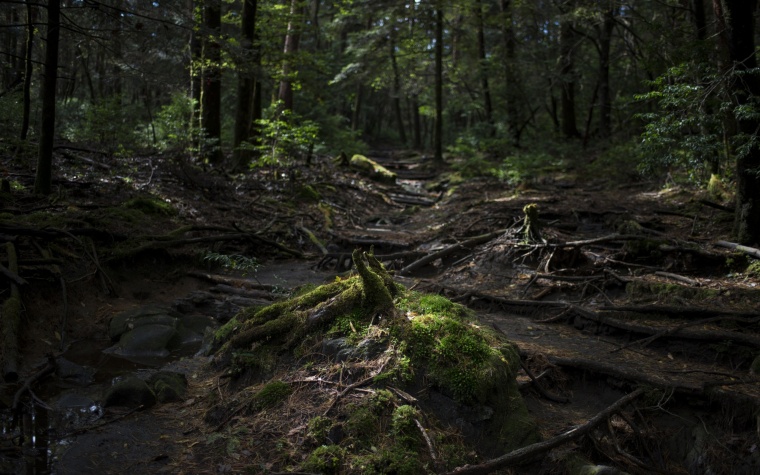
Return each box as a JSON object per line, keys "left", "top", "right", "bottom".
{"left": 444, "top": 388, "right": 645, "bottom": 475}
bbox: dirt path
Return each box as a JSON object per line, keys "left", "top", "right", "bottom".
{"left": 2, "top": 150, "right": 760, "bottom": 474}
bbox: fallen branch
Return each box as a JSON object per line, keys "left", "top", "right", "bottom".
{"left": 444, "top": 388, "right": 645, "bottom": 475}
{"left": 654, "top": 271, "right": 700, "bottom": 286}
{"left": 398, "top": 231, "right": 503, "bottom": 276}
{"left": 715, "top": 240, "right": 760, "bottom": 259}
{"left": 188, "top": 271, "right": 278, "bottom": 292}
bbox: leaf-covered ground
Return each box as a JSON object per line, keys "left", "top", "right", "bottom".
{"left": 1, "top": 149, "right": 759, "bottom": 474}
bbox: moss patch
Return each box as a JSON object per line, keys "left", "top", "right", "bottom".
{"left": 350, "top": 154, "right": 397, "bottom": 184}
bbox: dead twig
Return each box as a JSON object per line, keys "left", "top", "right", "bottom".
{"left": 398, "top": 231, "right": 504, "bottom": 276}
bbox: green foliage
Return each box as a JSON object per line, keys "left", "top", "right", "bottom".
{"left": 123, "top": 196, "right": 176, "bottom": 216}
{"left": 203, "top": 252, "right": 259, "bottom": 276}
{"left": 60, "top": 96, "right": 141, "bottom": 155}
{"left": 306, "top": 416, "right": 333, "bottom": 445}
{"left": 302, "top": 445, "right": 345, "bottom": 474}
{"left": 151, "top": 92, "right": 195, "bottom": 151}
{"left": 252, "top": 104, "right": 320, "bottom": 167}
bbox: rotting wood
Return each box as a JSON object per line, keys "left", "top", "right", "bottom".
{"left": 598, "top": 303, "right": 760, "bottom": 319}
{"left": 398, "top": 230, "right": 503, "bottom": 276}
{"left": 699, "top": 199, "right": 734, "bottom": 213}
{"left": 443, "top": 388, "right": 645, "bottom": 475}
{"left": 209, "top": 284, "right": 277, "bottom": 300}
{"left": 715, "top": 240, "right": 760, "bottom": 259}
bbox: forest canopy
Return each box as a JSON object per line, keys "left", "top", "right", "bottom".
{"left": 1, "top": 0, "right": 760, "bottom": 242}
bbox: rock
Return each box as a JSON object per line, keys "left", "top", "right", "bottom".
{"left": 108, "top": 305, "right": 181, "bottom": 341}
{"left": 180, "top": 313, "right": 217, "bottom": 335}
{"left": 103, "top": 377, "right": 156, "bottom": 409}
{"left": 147, "top": 371, "right": 188, "bottom": 403}
{"left": 105, "top": 324, "right": 180, "bottom": 357}
{"left": 55, "top": 357, "right": 96, "bottom": 386}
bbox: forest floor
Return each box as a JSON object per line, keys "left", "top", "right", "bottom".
{"left": 1, "top": 147, "right": 760, "bottom": 474}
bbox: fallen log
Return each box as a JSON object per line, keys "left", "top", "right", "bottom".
{"left": 444, "top": 388, "right": 645, "bottom": 475}
{"left": 715, "top": 240, "right": 760, "bottom": 259}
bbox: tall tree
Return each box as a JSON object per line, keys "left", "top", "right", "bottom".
{"left": 474, "top": 0, "right": 493, "bottom": 134}
{"left": 389, "top": 15, "right": 407, "bottom": 145}
{"left": 278, "top": 0, "right": 303, "bottom": 113}
{"left": 714, "top": 0, "right": 760, "bottom": 244}
{"left": 233, "top": 0, "right": 260, "bottom": 171}
{"left": 201, "top": 0, "right": 223, "bottom": 164}
{"left": 34, "top": 0, "right": 61, "bottom": 195}
{"left": 597, "top": 5, "right": 615, "bottom": 139}
{"left": 19, "top": 0, "right": 34, "bottom": 141}
{"left": 500, "top": 0, "right": 520, "bottom": 145}
{"left": 558, "top": 0, "right": 579, "bottom": 138}
{"left": 434, "top": 2, "right": 443, "bottom": 163}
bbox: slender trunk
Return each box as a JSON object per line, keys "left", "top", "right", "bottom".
{"left": 34, "top": 0, "right": 61, "bottom": 196}
{"left": 233, "top": 0, "right": 259, "bottom": 171}
{"left": 715, "top": 0, "right": 760, "bottom": 244}
{"left": 598, "top": 6, "right": 614, "bottom": 139}
{"left": 278, "top": 0, "right": 302, "bottom": 113}
{"left": 475, "top": 0, "right": 493, "bottom": 134}
{"left": 500, "top": 0, "right": 519, "bottom": 145}
{"left": 434, "top": 3, "right": 444, "bottom": 163}
{"left": 352, "top": 83, "right": 363, "bottom": 131}
{"left": 558, "top": 1, "right": 579, "bottom": 138}
{"left": 20, "top": 0, "right": 34, "bottom": 141}
{"left": 412, "top": 95, "right": 421, "bottom": 149}
{"left": 190, "top": 0, "right": 202, "bottom": 149}
{"left": 389, "top": 21, "right": 407, "bottom": 144}
{"left": 201, "top": 0, "right": 223, "bottom": 164}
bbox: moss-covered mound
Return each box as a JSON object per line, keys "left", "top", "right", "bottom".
{"left": 206, "top": 251, "right": 538, "bottom": 472}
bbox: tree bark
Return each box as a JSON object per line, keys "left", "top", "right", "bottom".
{"left": 278, "top": 0, "right": 302, "bottom": 113}
{"left": 189, "top": 0, "right": 202, "bottom": 150}
{"left": 597, "top": 6, "right": 614, "bottom": 139}
{"left": 434, "top": 3, "right": 444, "bottom": 163}
{"left": 34, "top": 0, "right": 61, "bottom": 196}
{"left": 715, "top": 0, "right": 760, "bottom": 245}
{"left": 389, "top": 19, "right": 407, "bottom": 145}
{"left": 19, "top": 0, "right": 34, "bottom": 141}
{"left": 475, "top": 0, "right": 493, "bottom": 135}
{"left": 232, "top": 0, "right": 259, "bottom": 171}
{"left": 500, "top": 0, "right": 520, "bottom": 145}
{"left": 201, "top": 0, "right": 223, "bottom": 164}
{"left": 558, "top": 0, "right": 580, "bottom": 139}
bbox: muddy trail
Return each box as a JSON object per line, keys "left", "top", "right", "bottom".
{"left": 1, "top": 150, "right": 759, "bottom": 474}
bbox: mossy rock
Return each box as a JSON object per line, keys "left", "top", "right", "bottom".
{"left": 106, "top": 324, "right": 181, "bottom": 358}
{"left": 109, "top": 305, "right": 182, "bottom": 341}
{"left": 147, "top": 371, "right": 188, "bottom": 403}
{"left": 295, "top": 184, "right": 321, "bottom": 203}
{"left": 350, "top": 154, "right": 397, "bottom": 184}
{"left": 103, "top": 376, "right": 156, "bottom": 409}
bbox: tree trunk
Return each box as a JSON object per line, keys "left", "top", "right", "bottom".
{"left": 201, "top": 0, "right": 223, "bottom": 164}
{"left": 278, "top": 0, "right": 302, "bottom": 113}
{"left": 475, "top": 0, "right": 493, "bottom": 135}
{"left": 412, "top": 94, "right": 421, "bottom": 149}
{"left": 34, "top": 0, "right": 61, "bottom": 196}
{"left": 715, "top": 0, "right": 760, "bottom": 244}
{"left": 558, "top": 1, "right": 579, "bottom": 139}
{"left": 500, "top": 0, "right": 520, "bottom": 146}
{"left": 352, "top": 83, "right": 363, "bottom": 132}
{"left": 597, "top": 6, "right": 614, "bottom": 139}
{"left": 189, "top": 0, "right": 202, "bottom": 150}
{"left": 434, "top": 3, "right": 444, "bottom": 163}
{"left": 20, "top": 0, "right": 34, "bottom": 141}
{"left": 389, "top": 21, "right": 407, "bottom": 145}
{"left": 233, "top": 0, "right": 259, "bottom": 171}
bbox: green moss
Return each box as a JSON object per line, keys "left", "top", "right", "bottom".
{"left": 302, "top": 445, "right": 345, "bottom": 474}
{"left": 306, "top": 416, "right": 333, "bottom": 445}
{"left": 251, "top": 380, "right": 292, "bottom": 410}
{"left": 350, "top": 154, "right": 397, "bottom": 183}
{"left": 229, "top": 347, "right": 277, "bottom": 379}
{"left": 345, "top": 405, "right": 380, "bottom": 444}
{"left": 623, "top": 238, "right": 664, "bottom": 258}
{"left": 123, "top": 196, "right": 176, "bottom": 215}
{"left": 745, "top": 259, "right": 760, "bottom": 278}
{"left": 295, "top": 184, "right": 321, "bottom": 202}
